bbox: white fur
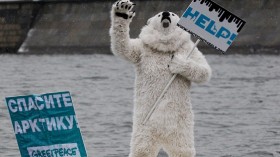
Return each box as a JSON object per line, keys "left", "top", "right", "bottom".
{"left": 110, "top": 1, "right": 211, "bottom": 156}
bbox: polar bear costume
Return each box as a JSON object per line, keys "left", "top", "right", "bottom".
{"left": 109, "top": 0, "right": 211, "bottom": 156}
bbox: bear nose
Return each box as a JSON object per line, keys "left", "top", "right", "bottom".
{"left": 162, "top": 11, "right": 170, "bottom": 17}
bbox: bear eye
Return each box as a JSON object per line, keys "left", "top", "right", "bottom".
{"left": 158, "top": 14, "right": 161, "bottom": 17}
{"left": 172, "top": 14, "right": 175, "bottom": 16}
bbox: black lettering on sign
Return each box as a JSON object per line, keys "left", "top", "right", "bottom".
{"left": 193, "top": 0, "right": 246, "bottom": 32}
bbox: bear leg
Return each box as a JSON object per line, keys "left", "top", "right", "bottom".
{"left": 166, "top": 148, "right": 195, "bottom": 157}
{"left": 163, "top": 145, "right": 196, "bottom": 157}
{"left": 162, "top": 132, "right": 195, "bottom": 157}
{"left": 129, "top": 134, "right": 160, "bottom": 157}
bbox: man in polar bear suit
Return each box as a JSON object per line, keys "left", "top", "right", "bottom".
{"left": 110, "top": 0, "right": 211, "bottom": 156}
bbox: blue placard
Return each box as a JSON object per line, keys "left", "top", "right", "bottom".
{"left": 5, "top": 91, "right": 87, "bottom": 157}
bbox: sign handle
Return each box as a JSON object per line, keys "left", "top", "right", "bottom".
{"left": 142, "top": 39, "right": 201, "bottom": 125}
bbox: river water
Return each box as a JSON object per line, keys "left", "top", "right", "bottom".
{"left": 0, "top": 54, "right": 279, "bottom": 157}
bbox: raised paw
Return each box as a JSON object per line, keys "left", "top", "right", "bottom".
{"left": 113, "top": 0, "right": 136, "bottom": 19}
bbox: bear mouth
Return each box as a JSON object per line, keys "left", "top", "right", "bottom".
{"left": 162, "top": 19, "right": 171, "bottom": 28}
{"left": 161, "top": 17, "right": 171, "bottom": 28}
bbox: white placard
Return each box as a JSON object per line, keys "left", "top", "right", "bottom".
{"left": 177, "top": 0, "right": 246, "bottom": 52}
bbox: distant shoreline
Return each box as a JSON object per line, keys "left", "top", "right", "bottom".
{"left": 14, "top": 46, "right": 280, "bottom": 55}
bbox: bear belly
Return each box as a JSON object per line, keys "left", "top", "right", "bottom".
{"left": 133, "top": 53, "right": 193, "bottom": 132}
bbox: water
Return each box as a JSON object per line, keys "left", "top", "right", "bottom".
{"left": 0, "top": 54, "right": 279, "bottom": 157}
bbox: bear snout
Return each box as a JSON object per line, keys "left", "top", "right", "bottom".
{"left": 161, "top": 11, "right": 171, "bottom": 28}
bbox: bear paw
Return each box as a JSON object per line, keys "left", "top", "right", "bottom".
{"left": 113, "top": 0, "right": 136, "bottom": 19}
{"left": 168, "top": 54, "right": 191, "bottom": 74}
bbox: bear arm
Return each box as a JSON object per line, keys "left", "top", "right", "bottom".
{"left": 110, "top": 13, "right": 141, "bottom": 63}
{"left": 169, "top": 50, "right": 211, "bottom": 83}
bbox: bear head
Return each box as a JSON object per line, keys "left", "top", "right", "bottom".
{"left": 148, "top": 11, "right": 180, "bottom": 33}
{"left": 139, "top": 11, "right": 191, "bottom": 53}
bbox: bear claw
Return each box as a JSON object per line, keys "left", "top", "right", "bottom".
{"left": 114, "top": 0, "right": 135, "bottom": 20}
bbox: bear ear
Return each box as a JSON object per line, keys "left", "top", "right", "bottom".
{"left": 146, "top": 18, "right": 152, "bottom": 25}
